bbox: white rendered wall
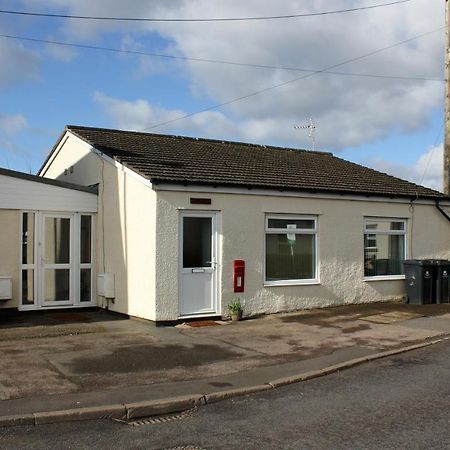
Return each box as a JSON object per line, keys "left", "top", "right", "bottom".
{"left": 154, "top": 188, "right": 450, "bottom": 321}
{"left": 40, "top": 133, "right": 157, "bottom": 320}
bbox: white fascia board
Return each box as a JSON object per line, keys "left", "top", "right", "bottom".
{"left": 41, "top": 130, "right": 152, "bottom": 189}
{"left": 0, "top": 174, "right": 97, "bottom": 212}
{"left": 153, "top": 182, "right": 443, "bottom": 205}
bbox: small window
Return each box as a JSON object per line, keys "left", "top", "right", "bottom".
{"left": 364, "top": 219, "right": 406, "bottom": 278}
{"left": 265, "top": 215, "right": 317, "bottom": 284}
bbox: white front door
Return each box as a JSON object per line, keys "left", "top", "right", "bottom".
{"left": 179, "top": 212, "right": 219, "bottom": 317}
{"left": 41, "top": 214, "right": 73, "bottom": 306}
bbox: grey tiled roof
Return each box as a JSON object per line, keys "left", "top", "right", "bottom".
{"left": 63, "top": 125, "right": 444, "bottom": 199}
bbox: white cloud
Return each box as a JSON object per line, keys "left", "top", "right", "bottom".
{"left": 366, "top": 144, "right": 444, "bottom": 192}
{"left": 22, "top": 0, "right": 446, "bottom": 151}
{"left": 0, "top": 113, "right": 28, "bottom": 135}
{"left": 93, "top": 91, "right": 241, "bottom": 138}
{"left": 93, "top": 91, "right": 181, "bottom": 131}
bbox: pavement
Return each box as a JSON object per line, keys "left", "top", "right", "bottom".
{"left": 1, "top": 302, "right": 450, "bottom": 426}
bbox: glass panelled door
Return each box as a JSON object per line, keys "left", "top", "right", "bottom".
{"left": 42, "top": 214, "right": 73, "bottom": 306}
{"left": 20, "top": 212, "right": 94, "bottom": 310}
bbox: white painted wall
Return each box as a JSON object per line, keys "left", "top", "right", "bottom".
{"left": 154, "top": 188, "right": 450, "bottom": 321}
{"left": 40, "top": 133, "right": 103, "bottom": 187}
{"left": 0, "top": 210, "right": 20, "bottom": 309}
{"left": 41, "top": 133, "right": 157, "bottom": 320}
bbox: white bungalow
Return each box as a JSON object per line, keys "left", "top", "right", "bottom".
{"left": 1, "top": 125, "right": 449, "bottom": 322}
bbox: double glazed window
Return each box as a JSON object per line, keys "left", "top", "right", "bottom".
{"left": 364, "top": 219, "right": 406, "bottom": 278}
{"left": 265, "top": 216, "right": 317, "bottom": 284}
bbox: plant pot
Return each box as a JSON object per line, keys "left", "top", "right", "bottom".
{"left": 230, "top": 311, "right": 242, "bottom": 321}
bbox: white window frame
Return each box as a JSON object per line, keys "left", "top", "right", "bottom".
{"left": 363, "top": 217, "right": 407, "bottom": 281}
{"left": 78, "top": 214, "right": 95, "bottom": 305}
{"left": 19, "top": 211, "right": 38, "bottom": 309}
{"left": 264, "top": 214, "right": 319, "bottom": 286}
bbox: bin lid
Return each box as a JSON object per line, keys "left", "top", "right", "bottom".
{"left": 435, "top": 259, "right": 450, "bottom": 266}
{"left": 403, "top": 259, "right": 439, "bottom": 266}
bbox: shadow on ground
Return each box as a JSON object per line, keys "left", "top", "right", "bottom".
{"left": 0, "top": 309, "right": 127, "bottom": 329}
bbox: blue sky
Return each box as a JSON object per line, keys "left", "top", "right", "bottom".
{"left": 0, "top": 0, "right": 446, "bottom": 190}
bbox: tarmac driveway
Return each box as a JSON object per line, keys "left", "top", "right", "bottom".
{"left": 1, "top": 303, "right": 450, "bottom": 401}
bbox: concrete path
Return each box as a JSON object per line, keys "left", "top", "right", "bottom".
{"left": 1, "top": 302, "right": 450, "bottom": 425}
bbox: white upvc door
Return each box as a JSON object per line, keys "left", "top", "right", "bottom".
{"left": 179, "top": 212, "right": 219, "bottom": 317}
{"left": 20, "top": 211, "right": 96, "bottom": 310}
{"left": 40, "top": 213, "right": 74, "bottom": 307}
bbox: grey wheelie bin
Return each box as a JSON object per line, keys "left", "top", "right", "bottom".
{"left": 403, "top": 260, "right": 436, "bottom": 304}
{"left": 435, "top": 260, "right": 450, "bottom": 303}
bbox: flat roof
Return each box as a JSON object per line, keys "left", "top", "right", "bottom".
{"left": 0, "top": 167, "right": 97, "bottom": 195}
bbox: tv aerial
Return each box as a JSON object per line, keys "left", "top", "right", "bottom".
{"left": 294, "top": 117, "right": 316, "bottom": 151}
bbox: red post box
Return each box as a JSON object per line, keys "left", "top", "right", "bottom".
{"left": 233, "top": 260, "right": 245, "bottom": 293}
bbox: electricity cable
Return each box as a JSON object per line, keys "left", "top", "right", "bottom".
{"left": 418, "top": 119, "right": 445, "bottom": 186}
{"left": 0, "top": 33, "right": 442, "bottom": 84}
{"left": 0, "top": 0, "right": 413, "bottom": 23}
{"left": 139, "top": 26, "right": 444, "bottom": 131}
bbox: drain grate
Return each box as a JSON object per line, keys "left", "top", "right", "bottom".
{"left": 162, "top": 447, "right": 205, "bottom": 450}
{"left": 121, "top": 408, "right": 196, "bottom": 427}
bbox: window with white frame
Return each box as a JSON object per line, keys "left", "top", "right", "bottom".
{"left": 364, "top": 218, "right": 406, "bottom": 278}
{"left": 265, "top": 215, "right": 317, "bottom": 284}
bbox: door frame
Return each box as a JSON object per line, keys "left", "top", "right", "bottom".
{"left": 19, "top": 211, "right": 96, "bottom": 310}
{"left": 178, "top": 210, "right": 220, "bottom": 318}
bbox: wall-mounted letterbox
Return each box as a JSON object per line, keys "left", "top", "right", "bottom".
{"left": 233, "top": 260, "right": 245, "bottom": 293}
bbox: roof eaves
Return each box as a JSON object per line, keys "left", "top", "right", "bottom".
{"left": 150, "top": 178, "right": 446, "bottom": 200}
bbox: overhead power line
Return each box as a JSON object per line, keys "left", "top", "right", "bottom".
{"left": 0, "top": 33, "right": 443, "bottom": 83}
{"left": 139, "top": 26, "right": 444, "bottom": 132}
{"left": 0, "top": 0, "right": 413, "bottom": 23}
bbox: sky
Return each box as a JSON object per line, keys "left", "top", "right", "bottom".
{"left": 0, "top": 0, "right": 446, "bottom": 191}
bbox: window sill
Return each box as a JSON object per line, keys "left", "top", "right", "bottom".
{"left": 364, "top": 275, "right": 405, "bottom": 282}
{"left": 264, "top": 280, "right": 320, "bottom": 287}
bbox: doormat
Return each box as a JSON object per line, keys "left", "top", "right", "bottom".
{"left": 186, "top": 320, "right": 222, "bottom": 328}
{"left": 359, "top": 311, "right": 424, "bottom": 324}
